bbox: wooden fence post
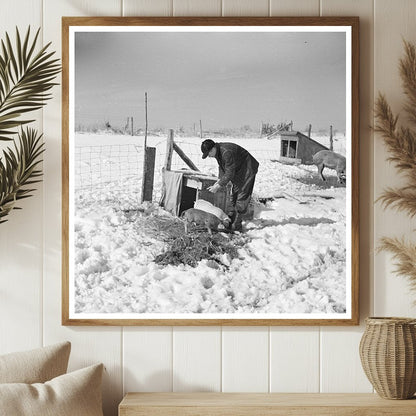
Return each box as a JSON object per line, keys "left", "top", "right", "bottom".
{"left": 144, "top": 93, "right": 148, "bottom": 148}
{"left": 160, "top": 129, "right": 174, "bottom": 206}
{"left": 173, "top": 142, "right": 200, "bottom": 171}
{"left": 141, "top": 147, "right": 156, "bottom": 202}
{"left": 164, "top": 129, "right": 174, "bottom": 171}
{"left": 330, "top": 125, "right": 333, "bottom": 150}
{"left": 308, "top": 124, "right": 312, "bottom": 138}
{"left": 141, "top": 92, "right": 152, "bottom": 202}
{"left": 200, "top": 120, "right": 203, "bottom": 139}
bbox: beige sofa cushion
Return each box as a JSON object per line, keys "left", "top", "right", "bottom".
{"left": 0, "top": 363, "right": 104, "bottom": 416}
{"left": 0, "top": 342, "right": 71, "bottom": 383}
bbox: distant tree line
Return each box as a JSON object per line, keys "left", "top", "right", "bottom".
{"left": 261, "top": 121, "right": 293, "bottom": 136}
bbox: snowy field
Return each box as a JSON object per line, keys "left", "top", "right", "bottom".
{"left": 72, "top": 132, "right": 348, "bottom": 316}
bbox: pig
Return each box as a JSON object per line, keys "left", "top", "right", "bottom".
{"left": 194, "top": 199, "right": 230, "bottom": 224}
{"left": 181, "top": 208, "right": 230, "bottom": 235}
{"left": 312, "top": 150, "right": 346, "bottom": 184}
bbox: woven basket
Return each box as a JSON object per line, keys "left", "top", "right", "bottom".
{"left": 359, "top": 317, "right": 416, "bottom": 399}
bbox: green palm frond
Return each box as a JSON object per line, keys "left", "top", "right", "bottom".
{"left": 0, "top": 27, "right": 61, "bottom": 141}
{"left": 0, "top": 127, "right": 45, "bottom": 223}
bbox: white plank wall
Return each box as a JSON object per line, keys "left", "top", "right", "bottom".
{"left": 222, "top": 327, "right": 269, "bottom": 392}
{"left": 124, "top": 0, "right": 172, "bottom": 16}
{"left": 0, "top": 0, "right": 43, "bottom": 355}
{"left": 173, "top": 327, "right": 221, "bottom": 391}
{"left": 0, "top": 1, "right": 415, "bottom": 415}
{"left": 270, "top": 0, "right": 319, "bottom": 16}
{"left": 223, "top": 0, "right": 270, "bottom": 16}
{"left": 174, "top": 0, "right": 222, "bottom": 16}
{"left": 373, "top": 0, "right": 416, "bottom": 318}
{"left": 270, "top": 327, "right": 320, "bottom": 392}
{"left": 123, "top": 327, "right": 173, "bottom": 393}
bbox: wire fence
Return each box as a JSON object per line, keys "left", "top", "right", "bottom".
{"left": 74, "top": 137, "right": 290, "bottom": 208}
{"left": 75, "top": 144, "right": 142, "bottom": 189}
{"left": 75, "top": 144, "right": 145, "bottom": 208}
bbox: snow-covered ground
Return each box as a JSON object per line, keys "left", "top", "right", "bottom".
{"left": 72, "top": 132, "right": 348, "bottom": 316}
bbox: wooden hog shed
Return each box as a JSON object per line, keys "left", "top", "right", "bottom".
{"left": 161, "top": 130, "right": 229, "bottom": 217}
{"left": 163, "top": 170, "right": 229, "bottom": 216}
{"left": 271, "top": 131, "right": 329, "bottom": 165}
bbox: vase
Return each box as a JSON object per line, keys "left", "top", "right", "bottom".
{"left": 359, "top": 317, "right": 416, "bottom": 399}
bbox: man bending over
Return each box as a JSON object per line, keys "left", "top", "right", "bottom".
{"left": 201, "top": 139, "right": 259, "bottom": 232}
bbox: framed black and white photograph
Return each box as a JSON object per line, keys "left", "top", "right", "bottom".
{"left": 62, "top": 17, "right": 359, "bottom": 326}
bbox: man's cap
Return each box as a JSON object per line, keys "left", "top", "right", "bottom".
{"left": 201, "top": 139, "right": 216, "bottom": 159}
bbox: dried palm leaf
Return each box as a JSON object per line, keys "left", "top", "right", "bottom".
{"left": 377, "top": 188, "right": 416, "bottom": 218}
{"left": 376, "top": 40, "right": 416, "bottom": 295}
{"left": 378, "top": 237, "right": 416, "bottom": 298}
{"left": 400, "top": 40, "right": 416, "bottom": 127}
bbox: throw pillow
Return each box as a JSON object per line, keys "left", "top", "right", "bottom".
{"left": 0, "top": 341, "right": 71, "bottom": 384}
{"left": 0, "top": 363, "right": 104, "bottom": 416}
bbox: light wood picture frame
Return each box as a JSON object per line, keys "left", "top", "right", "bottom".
{"left": 62, "top": 16, "right": 359, "bottom": 326}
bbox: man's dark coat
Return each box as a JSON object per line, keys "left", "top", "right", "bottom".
{"left": 214, "top": 142, "right": 259, "bottom": 187}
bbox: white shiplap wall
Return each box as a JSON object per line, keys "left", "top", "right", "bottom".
{"left": 1, "top": 1, "right": 416, "bottom": 415}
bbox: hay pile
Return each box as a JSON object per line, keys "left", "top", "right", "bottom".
{"left": 123, "top": 206, "right": 247, "bottom": 268}
{"left": 149, "top": 217, "right": 246, "bottom": 268}
{"left": 154, "top": 230, "right": 244, "bottom": 268}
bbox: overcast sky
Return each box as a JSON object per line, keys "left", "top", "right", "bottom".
{"left": 74, "top": 30, "right": 346, "bottom": 131}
